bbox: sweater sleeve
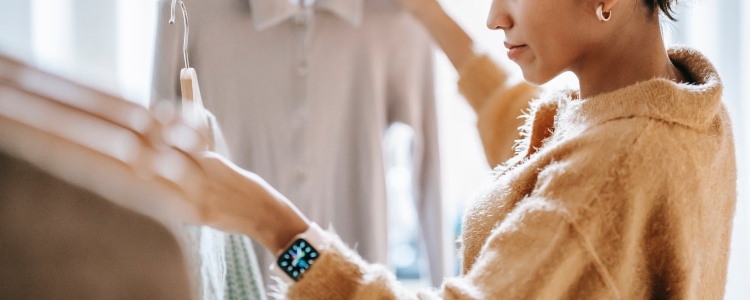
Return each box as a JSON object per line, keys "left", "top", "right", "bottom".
{"left": 285, "top": 206, "right": 591, "bottom": 300}
{"left": 456, "top": 55, "right": 541, "bottom": 168}
{"left": 285, "top": 136, "right": 627, "bottom": 300}
{"left": 285, "top": 203, "right": 611, "bottom": 300}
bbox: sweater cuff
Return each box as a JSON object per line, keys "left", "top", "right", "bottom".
{"left": 457, "top": 54, "right": 508, "bottom": 113}
{"left": 285, "top": 232, "right": 366, "bottom": 300}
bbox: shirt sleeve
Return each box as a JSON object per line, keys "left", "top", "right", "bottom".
{"left": 456, "top": 55, "right": 541, "bottom": 168}
{"left": 284, "top": 138, "right": 627, "bottom": 300}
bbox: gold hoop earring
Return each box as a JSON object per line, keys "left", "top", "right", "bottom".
{"left": 596, "top": 3, "right": 611, "bottom": 22}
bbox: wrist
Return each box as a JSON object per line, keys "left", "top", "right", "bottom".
{"left": 270, "top": 220, "right": 309, "bottom": 255}
{"left": 259, "top": 200, "right": 309, "bottom": 254}
{"left": 270, "top": 222, "right": 328, "bottom": 283}
{"left": 246, "top": 182, "right": 310, "bottom": 254}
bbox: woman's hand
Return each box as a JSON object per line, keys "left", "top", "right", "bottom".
{"left": 0, "top": 53, "right": 310, "bottom": 256}
{"left": 191, "top": 152, "right": 310, "bottom": 254}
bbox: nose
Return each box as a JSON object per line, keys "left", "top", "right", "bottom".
{"left": 486, "top": 0, "right": 512, "bottom": 30}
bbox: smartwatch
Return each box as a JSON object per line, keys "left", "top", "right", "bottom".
{"left": 270, "top": 222, "right": 327, "bottom": 283}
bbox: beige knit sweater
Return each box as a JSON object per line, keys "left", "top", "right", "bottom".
{"left": 284, "top": 47, "right": 737, "bottom": 299}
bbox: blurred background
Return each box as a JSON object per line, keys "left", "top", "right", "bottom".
{"left": 0, "top": 0, "right": 747, "bottom": 298}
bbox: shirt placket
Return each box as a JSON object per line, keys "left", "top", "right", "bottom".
{"left": 290, "top": 5, "right": 313, "bottom": 208}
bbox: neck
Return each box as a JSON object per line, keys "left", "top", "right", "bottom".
{"left": 572, "top": 19, "right": 684, "bottom": 99}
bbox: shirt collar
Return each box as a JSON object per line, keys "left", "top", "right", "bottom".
{"left": 249, "top": 0, "right": 364, "bottom": 30}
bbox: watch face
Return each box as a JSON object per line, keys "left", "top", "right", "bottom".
{"left": 277, "top": 238, "right": 320, "bottom": 281}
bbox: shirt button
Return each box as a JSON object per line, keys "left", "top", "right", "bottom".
{"left": 297, "top": 61, "right": 309, "bottom": 77}
{"left": 297, "top": 105, "right": 308, "bottom": 118}
{"left": 293, "top": 9, "right": 312, "bottom": 25}
{"left": 296, "top": 168, "right": 307, "bottom": 180}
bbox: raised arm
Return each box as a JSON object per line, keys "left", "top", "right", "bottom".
{"left": 400, "top": 0, "right": 475, "bottom": 72}
{"left": 400, "top": 0, "right": 541, "bottom": 166}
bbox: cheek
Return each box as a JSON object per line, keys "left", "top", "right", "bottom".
{"left": 516, "top": 26, "right": 572, "bottom": 83}
{"left": 533, "top": 27, "right": 580, "bottom": 77}
{"left": 516, "top": 2, "right": 588, "bottom": 83}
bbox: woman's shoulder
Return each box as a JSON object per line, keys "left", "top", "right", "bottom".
{"left": 547, "top": 108, "right": 733, "bottom": 192}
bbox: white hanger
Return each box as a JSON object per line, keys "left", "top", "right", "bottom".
{"left": 169, "top": 0, "right": 210, "bottom": 146}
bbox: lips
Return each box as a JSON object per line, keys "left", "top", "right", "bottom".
{"left": 503, "top": 42, "right": 524, "bottom": 49}
{"left": 504, "top": 42, "right": 528, "bottom": 61}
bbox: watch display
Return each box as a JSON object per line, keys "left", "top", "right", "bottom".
{"left": 277, "top": 238, "right": 320, "bottom": 281}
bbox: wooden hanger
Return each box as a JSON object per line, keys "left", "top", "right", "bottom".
{"left": 170, "top": 0, "right": 212, "bottom": 150}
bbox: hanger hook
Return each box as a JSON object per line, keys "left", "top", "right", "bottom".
{"left": 169, "top": 0, "right": 190, "bottom": 69}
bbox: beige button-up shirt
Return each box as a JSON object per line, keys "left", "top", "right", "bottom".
{"left": 152, "top": 0, "right": 444, "bottom": 287}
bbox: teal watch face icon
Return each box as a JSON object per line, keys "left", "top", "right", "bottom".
{"left": 277, "top": 238, "right": 320, "bottom": 281}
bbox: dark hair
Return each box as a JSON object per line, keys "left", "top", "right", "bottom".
{"left": 645, "top": 0, "right": 678, "bottom": 21}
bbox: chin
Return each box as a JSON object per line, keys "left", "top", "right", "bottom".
{"left": 520, "top": 70, "right": 549, "bottom": 86}
{"left": 519, "top": 65, "right": 557, "bottom": 86}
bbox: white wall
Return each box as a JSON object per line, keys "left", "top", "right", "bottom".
{"left": 0, "top": 0, "right": 32, "bottom": 59}
{"left": 0, "top": 0, "right": 157, "bottom": 106}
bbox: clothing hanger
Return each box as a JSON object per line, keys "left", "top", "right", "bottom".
{"left": 169, "top": 0, "right": 211, "bottom": 148}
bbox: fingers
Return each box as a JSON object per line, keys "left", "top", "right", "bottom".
{"left": 148, "top": 99, "right": 211, "bottom": 154}
{"left": 0, "top": 55, "right": 154, "bottom": 135}
{"left": 0, "top": 81, "right": 211, "bottom": 224}
{"left": 0, "top": 85, "right": 144, "bottom": 166}
{"left": 161, "top": 120, "right": 210, "bottom": 155}
{"left": 0, "top": 113, "right": 207, "bottom": 225}
{"left": 0, "top": 54, "right": 224, "bottom": 227}
{"left": 0, "top": 55, "right": 210, "bottom": 158}
{"left": 0, "top": 84, "right": 206, "bottom": 188}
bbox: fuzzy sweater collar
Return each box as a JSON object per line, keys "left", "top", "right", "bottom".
{"left": 505, "top": 46, "right": 723, "bottom": 170}
{"left": 554, "top": 47, "right": 723, "bottom": 136}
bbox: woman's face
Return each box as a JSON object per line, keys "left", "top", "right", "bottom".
{"left": 487, "top": 0, "right": 610, "bottom": 84}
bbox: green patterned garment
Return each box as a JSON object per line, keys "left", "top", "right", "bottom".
{"left": 208, "top": 111, "right": 267, "bottom": 300}
{"left": 225, "top": 234, "right": 265, "bottom": 300}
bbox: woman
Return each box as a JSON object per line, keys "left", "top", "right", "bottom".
{"left": 190, "top": 0, "right": 738, "bottom": 298}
